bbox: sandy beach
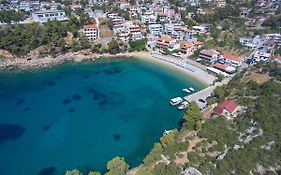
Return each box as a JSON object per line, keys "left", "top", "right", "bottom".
{"left": 121, "top": 51, "right": 216, "bottom": 85}
{"left": 0, "top": 50, "right": 216, "bottom": 85}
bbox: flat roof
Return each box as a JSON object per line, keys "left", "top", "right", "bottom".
{"left": 33, "top": 10, "right": 64, "bottom": 14}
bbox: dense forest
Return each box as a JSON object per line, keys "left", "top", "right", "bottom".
{"left": 0, "top": 13, "right": 94, "bottom": 56}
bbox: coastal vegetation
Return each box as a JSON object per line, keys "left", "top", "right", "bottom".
{"left": 128, "top": 38, "right": 148, "bottom": 52}
{"left": 0, "top": 19, "right": 89, "bottom": 56}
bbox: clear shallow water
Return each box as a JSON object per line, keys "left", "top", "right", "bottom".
{"left": 0, "top": 58, "right": 204, "bottom": 175}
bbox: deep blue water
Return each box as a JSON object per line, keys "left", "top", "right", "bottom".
{"left": 0, "top": 58, "right": 204, "bottom": 175}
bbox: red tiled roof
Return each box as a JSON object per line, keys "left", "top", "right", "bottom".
{"left": 194, "top": 41, "right": 204, "bottom": 45}
{"left": 83, "top": 24, "right": 97, "bottom": 29}
{"left": 223, "top": 53, "right": 243, "bottom": 62}
{"left": 157, "top": 36, "right": 175, "bottom": 42}
{"left": 274, "top": 55, "right": 281, "bottom": 61}
{"left": 214, "top": 100, "right": 239, "bottom": 115}
{"left": 213, "top": 63, "right": 227, "bottom": 70}
{"left": 181, "top": 43, "right": 192, "bottom": 49}
{"left": 264, "top": 39, "right": 276, "bottom": 46}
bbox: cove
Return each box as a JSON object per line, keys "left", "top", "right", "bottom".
{"left": 0, "top": 57, "right": 204, "bottom": 175}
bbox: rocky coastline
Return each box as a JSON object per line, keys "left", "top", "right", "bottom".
{"left": 0, "top": 49, "right": 156, "bottom": 70}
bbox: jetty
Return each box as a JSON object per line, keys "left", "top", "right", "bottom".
{"left": 184, "top": 77, "right": 232, "bottom": 109}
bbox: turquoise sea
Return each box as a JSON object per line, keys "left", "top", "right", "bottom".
{"left": 0, "top": 57, "right": 204, "bottom": 175}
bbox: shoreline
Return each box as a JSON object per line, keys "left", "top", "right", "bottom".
{"left": 0, "top": 51, "right": 215, "bottom": 86}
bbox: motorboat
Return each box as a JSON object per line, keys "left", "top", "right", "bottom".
{"left": 170, "top": 97, "right": 183, "bottom": 106}
{"left": 188, "top": 87, "right": 195, "bottom": 92}
{"left": 178, "top": 101, "right": 189, "bottom": 110}
{"left": 182, "top": 88, "right": 191, "bottom": 93}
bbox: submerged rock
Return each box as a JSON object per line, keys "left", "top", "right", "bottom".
{"left": 113, "top": 134, "right": 121, "bottom": 141}
{"left": 16, "top": 99, "right": 25, "bottom": 105}
{"left": 0, "top": 123, "right": 26, "bottom": 143}
{"left": 72, "top": 94, "right": 82, "bottom": 101}
{"left": 62, "top": 99, "right": 72, "bottom": 105}
{"left": 38, "top": 167, "right": 56, "bottom": 175}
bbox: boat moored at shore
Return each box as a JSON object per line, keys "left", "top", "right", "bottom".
{"left": 170, "top": 97, "right": 183, "bottom": 106}
{"left": 178, "top": 101, "right": 189, "bottom": 110}
{"left": 182, "top": 88, "right": 191, "bottom": 93}
{"left": 188, "top": 87, "right": 195, "bottom": 92}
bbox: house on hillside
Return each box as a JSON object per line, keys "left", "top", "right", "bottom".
{"left": 213, "top": 100, "right": 240, "bottom": 119}
{"left": 222, "top": 53, "right": 244, "bottom": 67}
{"left": 82, "top": 24, "right": 99, "bottom": 41}
{"left": 156, "top": 35, "right": 179, "bottom": 51}
{"left": 180, "top": 42, "right": 194, "bottom": 56}
{"left": 197, "top": 49, "right": 220, "bottom": 63}
{"left": 32, "top": 10, "right": 68, "bottom": 23}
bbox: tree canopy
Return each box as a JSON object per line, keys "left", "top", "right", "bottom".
{"left": 105, "top": 156, "right": 129, "bottom": 175}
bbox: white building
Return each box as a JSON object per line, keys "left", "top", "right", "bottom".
{"left": 32, "top": 10, "right": 68, "bottom": 23}
{"left": 184, "top": 28, "right": 193, "bottom": 40}
{"left": 141, "top": 11, "right": 157, "bottom": 24}
{"left": 156, "top": 35, "right": 180, "bottom": 51}
{"left": 223, "top": 54, "right": 244, "bottom": 67}
{"left": 129, "top": 25, "right": 143, "bottom": 40}
{"left": 83, "top": 24, "right": 99, "bottom": 41}
{"left": 215, "top": 0, "right": 226, "bottom": 7}
{"left": 252, "top": 51, "right": 271, "bottom": 62}
{"left": 192, "top": 24, "right": 210, "bottom": 34}
{"left": 148, "top": 24, "right": 163, "bottom": 36}
{"left": 107, "top": 13, "right": 119, "bottom": 19}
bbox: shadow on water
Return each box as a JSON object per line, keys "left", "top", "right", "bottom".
{"left": 72, "top": 94, "right": 82, "bottom": 101}
{"left": 46, "top": 80, "right": 55, "bottom": 86}
{"left": 43, "top": 125, "right": 51, "bottom": 131}
{"left": 102, "top": 68, "right": 123, "bottom": 76}
{"left": 38, "top": 167, "right": 56, "bottom": 175}
{"left": 113, "top": 134, "right": 121, "bottom": 141}
{"left": 23, "top": 107, "right": 31, "bottom": 112}
{"left": 0, "top": 123, "right": 26, "bottom": 143}
{"left": 93, "top": 71, "right": 100, "bottom": 75}
{"left": 16, "top": 99, "right": 25, "bottom": 105}
{"left": 68, "top": 108, "right": 76, "bottom": 113}
{"left": 62, "top": 99, "right": 72, "bottom": 105}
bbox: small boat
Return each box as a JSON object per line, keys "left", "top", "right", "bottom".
{"left": 182, "top": 88, "right": 191, "bottom": 93}
{"left": 188, "top": 87, "right": 195, "bottom": 92}
{"left": 170, "top": 97, "right": 183, "bottom": 106}
{"left": 178, "top": 101, "right": 189, "bottom": 110}
{"left": 163, "top": 130, "right": 172, "bottom": 135}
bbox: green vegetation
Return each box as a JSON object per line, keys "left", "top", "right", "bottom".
{"left": 182, "top": 102, "right": 202, "bottom": 131}
{"left": 128, "top": 38, "right": 147, "bottom": 52}
{"left": 108, "top": 40, "right": 120, "bottom": 54}
{"left": 199, "top": 117, "right": 239, "bottom": 146}
{"left": 0, "top": 17, "right": 93, "bottom": 56}
{"left": 143, "top": 143, "right": 163, "bottom": 166}
{"left": 0, "top": 10, "right": 25, "bottom": 24}
{"left": 194, "top": 5, "right": 240, "bottom": 23}
{"left": 104, "top": 156, "right": 129, "bottom": 175}
{"left": 152, "top": 162, "right": 181, "bottom": 175}
{"left": 262, "top": 14, "right": 281, "bottom": 30}
{"left": 88, "top": 171, "right": 101, "bottom": 175}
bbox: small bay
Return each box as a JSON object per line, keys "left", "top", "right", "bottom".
{"left": 0, "top": 57, "right": 204, "bottom": 175}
